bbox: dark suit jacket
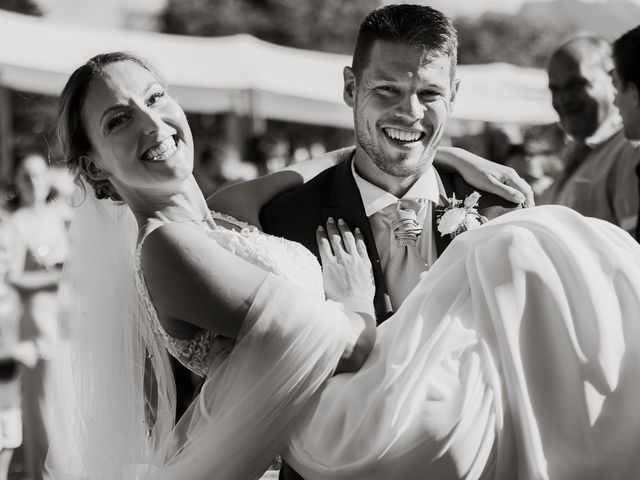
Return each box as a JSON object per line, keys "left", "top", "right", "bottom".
{"left": 259, "top": 147, "right": 519, "bottom": 480}
{"left": 261, "top": 147, "right": 519, "bottom": 324}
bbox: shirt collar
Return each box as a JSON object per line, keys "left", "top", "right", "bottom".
{"left": 582, "top": 113, "right": 623, "bottom": 148}
{"left": 351, "top": 159, "right": 440, "bottom": 217}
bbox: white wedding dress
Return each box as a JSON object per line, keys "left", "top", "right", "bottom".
{"left": 52, "top": 204, "right": 640, "bottom": 480}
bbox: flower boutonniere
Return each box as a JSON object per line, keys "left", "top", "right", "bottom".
{"left": 436, "top": 191, "right": 488, "bottom": 238}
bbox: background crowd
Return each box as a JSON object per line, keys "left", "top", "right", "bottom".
{"left": 0, "top": 0, "right": 639, "bottom": 478}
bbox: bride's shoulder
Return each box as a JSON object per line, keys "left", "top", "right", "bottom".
{"left": 138, "top": 221, "right": 209, "bottom": 269}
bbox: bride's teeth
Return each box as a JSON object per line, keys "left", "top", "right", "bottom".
{"left": 143, "top": 137, "right": 178, "bottom": 162}
{"left": 384, "top": 128, "right": 423, "bottom": 142}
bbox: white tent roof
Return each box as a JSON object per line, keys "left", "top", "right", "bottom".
{"left": 0, "top": 9, "right": 558, "bottom": 128}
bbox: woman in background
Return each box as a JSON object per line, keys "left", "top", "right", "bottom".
{"left": 10, "top": 153, "right": 69, "bottom": 480}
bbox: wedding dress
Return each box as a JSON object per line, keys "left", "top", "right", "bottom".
{"left": 52, "top": 203, "right": 640, "bottom": 480}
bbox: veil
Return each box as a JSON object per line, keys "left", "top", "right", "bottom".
{"left": 47, "top": 182, "right": 352, "bottom": 480}
{"left": 47, "top": 183, "right": 176, "bottom": 479}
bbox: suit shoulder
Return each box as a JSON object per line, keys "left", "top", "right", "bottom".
{"left": 265, "top": 163, "right": 339, "bottom": 210}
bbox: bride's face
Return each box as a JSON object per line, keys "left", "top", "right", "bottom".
{"left": 81, "top": 61, "right": 194, "bottom": 197}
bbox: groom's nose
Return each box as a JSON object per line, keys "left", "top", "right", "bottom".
{"left": 394, "top": 93, "right": 424, "bottom": 122}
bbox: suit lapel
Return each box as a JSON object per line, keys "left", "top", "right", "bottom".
{"left": 433, "top": 168, "right": 454, "bottom": 256}
{"left": 321, "top": 157, "right": 393, "bottom": 323}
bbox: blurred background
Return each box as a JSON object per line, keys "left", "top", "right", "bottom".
{"left": 0, "top": 0, "right": 639, "bottom": 199}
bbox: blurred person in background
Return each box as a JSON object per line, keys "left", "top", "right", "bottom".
{"left": 195, "top": 141, "right": 258, "bottom": 197}
{"left": 611, "top": 24, "right": 640, "bottom": 240}
{"left": 541, "top": 36, "right": 640, "bottom": 234}
{"left": 0, "top": 222, "right": 39, "bottom": 480}
{"left": 9, "top": 153, "right": 69, "bottom": 480}
{"left": 503, "top": 144, "right": 560, "bottom": 197}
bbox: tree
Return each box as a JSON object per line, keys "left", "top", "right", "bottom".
{"left": 456, "top": 12, "right": 574, "bottom": 67}
{"left": 0, "top": 0, "right": 41, "bottom": 15}
{"left": 161, "top": 0, "right": 381, "bottom": 54}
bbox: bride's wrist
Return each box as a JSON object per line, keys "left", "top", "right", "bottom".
{"left": 342, "top": 295, "right": 375, "bottom": 318}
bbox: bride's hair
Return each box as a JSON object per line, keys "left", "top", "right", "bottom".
{"left": 57, "top": 52, "right": 164, "bottom": 202}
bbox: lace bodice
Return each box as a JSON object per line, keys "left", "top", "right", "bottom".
{"left": 134, "top": 211, "right": 324, "bottom": 377}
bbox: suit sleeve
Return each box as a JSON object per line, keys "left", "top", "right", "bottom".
{"left": 259, "top": 201, "right": 277, "bottom": 235}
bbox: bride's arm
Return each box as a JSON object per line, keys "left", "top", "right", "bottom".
{"left": 206, "top": 146, "right": 534, "bottom": 227}
{"left": 140, "top": 222, "right": 375, "bottom": 372}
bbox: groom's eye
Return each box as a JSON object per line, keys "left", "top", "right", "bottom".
{"left": 377, "top": 85, "right": 399, "bottom": 95}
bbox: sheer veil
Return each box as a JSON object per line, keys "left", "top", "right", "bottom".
{"left": 47, "top": 182, "right": 352, "bottom": 480}
{"left": 47, "top": 182, "right": 177, "bottom": 479}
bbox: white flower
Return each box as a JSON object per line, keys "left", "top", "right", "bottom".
{"left": 438, "top": 207, "right": 467, "bottom": 236}
{"left": 464, "top": 214, "right": 481, "bottom": 230}
{"left": 464, "top": 191, "right": 481, "bottom": 209}
{"left": 436, "top": 191, "right": 488, "bottom": 238}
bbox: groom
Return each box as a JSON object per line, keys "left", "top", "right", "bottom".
{"left": 261, "top": 4, "right": 519, "bottom": 326}
{"left": 261, "top": 6, "right": 519, "bottom": 477}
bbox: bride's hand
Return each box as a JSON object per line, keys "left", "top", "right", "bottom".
{"left": 316, "top": 217, "right": 375, "bottom": 316}
{"left": 436, "top": 146, "right": 535, "bottom": 207}
{"left": 317, "top": 217, "right": 376, "bottom": 374}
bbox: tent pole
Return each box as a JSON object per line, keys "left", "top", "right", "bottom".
{"left": 0, "top": 86, "right": 12, "bottom": 182}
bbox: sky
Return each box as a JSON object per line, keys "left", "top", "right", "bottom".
{"left": 35, "top": 0, "right": 640, "bottom": 28}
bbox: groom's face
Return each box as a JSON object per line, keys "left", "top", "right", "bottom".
{"left": 344, "top": 40, "right": 459, "bottom": 179}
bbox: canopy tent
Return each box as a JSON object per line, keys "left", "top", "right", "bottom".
{"left": 0, "top": 9, "right": 558, "bottom": 129}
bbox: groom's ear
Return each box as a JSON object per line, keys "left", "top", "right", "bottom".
{"left": 79, "top": 155, "right": 110, "bottom": 181}
{"left": 447, "top": 78, "right": 461, "bottom": 113}
{"left": 343, "top": 66, "right": 356, "bottom": 108}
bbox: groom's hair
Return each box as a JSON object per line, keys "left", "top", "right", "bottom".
{"left": 613, "top": 25, "right": 640, "bottom": 89}
{"left": 351, "top": 4, "right": 458, "bottom": 79}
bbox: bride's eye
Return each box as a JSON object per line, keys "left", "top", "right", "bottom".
{"left": 106, "top": 113, "right": 128, "bottom": 132}
{"left": 147, "top": 91, "right": 165, "bottom": 106}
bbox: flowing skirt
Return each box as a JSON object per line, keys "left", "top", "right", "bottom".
{"left": 287, "top": 205, "right": 640, "bottom": 480}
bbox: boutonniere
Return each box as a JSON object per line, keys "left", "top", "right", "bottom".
{"left": 436, "top": 191, "right": 488, "bottom": 238}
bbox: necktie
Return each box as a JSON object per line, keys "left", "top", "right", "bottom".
{"left": 382, "top": 199, "right": 428, "bottom": 310}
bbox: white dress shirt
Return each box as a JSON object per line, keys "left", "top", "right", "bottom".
{"left": 351, "top": 161, "right": 441, "bottom": 273}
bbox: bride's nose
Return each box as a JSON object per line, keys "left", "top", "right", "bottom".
{"left": 138, "top": 107, "right": 165, "bottom": 136}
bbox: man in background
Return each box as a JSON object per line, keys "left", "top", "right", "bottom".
{"left": 541, "top": 36, "right": 640, "bottom": 234}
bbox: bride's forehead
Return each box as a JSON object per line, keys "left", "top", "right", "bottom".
{"left": 92, "top": 62, "right": 156, "bottom": 97}
{"left": 82, "top": 63, "right": 157, "bottom": 117}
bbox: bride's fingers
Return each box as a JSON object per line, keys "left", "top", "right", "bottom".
{"left": 503, "top": 175, "right": 535, "bottom": 207}
{"left": 353, "top": 228, "right": 369, "bottom": 260}
{"left": 492, "top": 169, "right": 535, "bottom": 207}
{"left": 337, "top": 219, "right": 357, "bottom": 255}
{"left": 325, "top": 217, "right": 345, "bottom": 260}
{"left": 316, "top": 226, "right": 335, "bottom": 264}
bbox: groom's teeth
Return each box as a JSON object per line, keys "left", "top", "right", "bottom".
{"left": 384, "top": 128, "right": 423, "bottom": 142}
{"left": 142, "top": 137, "right": 178, "bottom": 162}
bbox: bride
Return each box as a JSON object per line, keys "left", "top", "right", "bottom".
{"left": 48, "top": 52, "right": 640, "bottom": 480}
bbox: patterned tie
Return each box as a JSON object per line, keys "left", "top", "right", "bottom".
{"left": 382, "top": 199, "right": 429, "bottom": 310}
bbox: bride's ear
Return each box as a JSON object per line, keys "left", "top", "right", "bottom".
{"left": 79, "top": 155, "right": 110, "bottom": 181}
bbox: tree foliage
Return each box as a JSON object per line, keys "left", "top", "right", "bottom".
{"left": 0, "top": 0, "right": 41, "bottom": 15}
{"left": 161, "top": 0, "right": 381, "bottom": 54}
{"left": 456, "top": 12, "right": 574, "bottom": 67}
